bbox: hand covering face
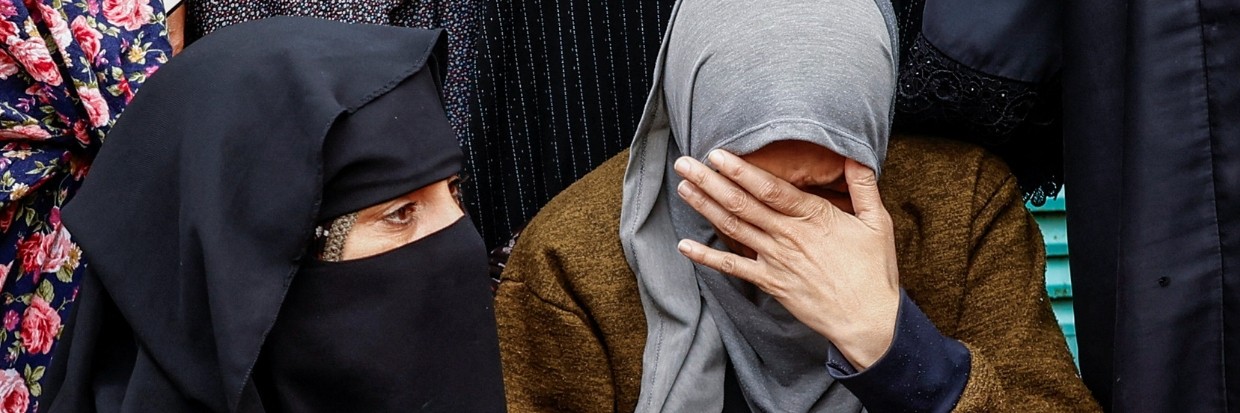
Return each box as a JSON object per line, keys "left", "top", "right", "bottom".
{"left": 618, "top": 0, "right": 898, "bottom": 411}
{"left": 41, "top": 17, "right": 504, "bottom": 412}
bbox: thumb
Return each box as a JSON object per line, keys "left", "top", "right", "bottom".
{"left": 844, "top": 159, "right": 886, "bottom": 227}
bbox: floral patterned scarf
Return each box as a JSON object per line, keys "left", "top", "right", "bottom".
{"left": 0, "top": 0, "right": 169, "bottom": 411}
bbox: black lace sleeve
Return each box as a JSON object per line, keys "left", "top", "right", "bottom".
{"left": 895, "top": 34, "right": 1063, "bottom": 205}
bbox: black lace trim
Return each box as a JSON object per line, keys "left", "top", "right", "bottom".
{"left": 487, "top": 226, "right": 523, "bottom": 294}
{"left": 898, "top": 35, "right": 1055, "bottom": 141}
{"left": 895, "top": 34, "right": 1063, "bottom": 205}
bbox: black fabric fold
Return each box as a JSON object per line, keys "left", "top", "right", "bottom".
{"left": 43, "top": 17, "right": 502, "bottom": 412}
{"left": 254, "top": 218, "right": 502, "bottom": 412}
{"left": 318, "top": 64, "right": 460, "bottom": 220}
{"left": 1063, "top": 0, "right": 1240, "bottom": 410}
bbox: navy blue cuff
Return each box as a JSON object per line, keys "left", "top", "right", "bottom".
{"left": 825, "top": 290, "right": 971, "bottom": 413}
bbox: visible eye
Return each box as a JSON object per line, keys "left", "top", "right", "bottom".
{"left": 382, "top": 202, "right": 421, "bottom": 227}
{"left": 446, "top": 174, "right": 468, "bottom": 209}
{"left": 449, "top": 174, "right": 467, "bottom": 189}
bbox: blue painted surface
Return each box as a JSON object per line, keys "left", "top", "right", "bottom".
{"left": 1028, "top": 191, "right": 1077, "bottom": 363}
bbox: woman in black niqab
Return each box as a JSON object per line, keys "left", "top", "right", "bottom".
{"left": 39, "top": 17, "right": 505, "bottom": 412}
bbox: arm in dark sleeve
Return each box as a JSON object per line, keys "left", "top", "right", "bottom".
{"left": 827, "top": 290, "right": 970, "bottom": 413}
{"left": 833, "top": 170, "right": 1100, "bottom": 412}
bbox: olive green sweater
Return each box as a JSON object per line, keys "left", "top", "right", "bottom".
{"left": 496, "top": 136, "right": 1100, "bottom": 412}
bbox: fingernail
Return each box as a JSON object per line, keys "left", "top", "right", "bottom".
{"left": 708, "top": 150, "right": 725, "bottom": 165}
{"left": 676, "top": 181, "right": 695, "bottom": 198}
{"left": 677, "top": 239, "right": 693, "bottom": 254}
{"left": 674, "top": 157, "right": 691, "bottom": 174}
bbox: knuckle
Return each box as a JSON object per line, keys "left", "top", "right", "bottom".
{"left": 810, "top": 207, "right": 834, "bottom": 233}
{"left": 770, "top": 221, "right": 796, "bottom": 239}
{"left": 723, "top": 187, "right": 749, "bottom": 214}
{"left": 718, "top": 255, "right": 737, "bottom": 274}
{"left": 799, "top": 200, "right": 827, "bottom": 220}
{"left": 771, "top": 245, "right": 798, "bottom": 264}
{"left": 856, "top": 172, "right": 878, "bottom": 187}
{"left": 720, "top": 214, "right": 742, "bottom": 237}
{"left": 757, "top": 180, "right": 783, "bottom": 203}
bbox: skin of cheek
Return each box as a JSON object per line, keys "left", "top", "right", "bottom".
{"left": 339, "top": 179, "right": 464, "bottom": 260}
{"left": 714, "top": 140, "right": 850, "bottom": 259}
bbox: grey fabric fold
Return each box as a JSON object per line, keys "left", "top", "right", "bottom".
{"left": 619, "top": 0, "right": 898, "bottom": 411}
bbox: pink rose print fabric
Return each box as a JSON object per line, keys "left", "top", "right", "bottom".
{"left": 0, "top": 369, "right": 27, "bottom": 413}
{"left": 0, "top": 0, "right": 170, "bottom": 411}
{"left": 19, "top": 296, "right": 57, "bottom": 356}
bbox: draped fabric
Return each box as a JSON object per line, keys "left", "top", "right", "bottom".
{"left": 41, "top": 18, "right": 500, "bottom": 411}
{"left": 185, "top": 0, "right": 492, "bottom": 241}
{"left": 184, "top": 1, "right": 481, "bottom": 155}
{"left": 1063, "top": 1, "right": 1240, "bottom": 411}
{"left": 475, "top": 0, "right": 1065, "bottom": 250}
{"left": 0, "top": 0, "right": 169, "bottom": 411}
{"left": 468, "top": 0, "right": 676, "bottom": 247}
{"left": 190, "top": 1, "right": 1069, "bottom": 250}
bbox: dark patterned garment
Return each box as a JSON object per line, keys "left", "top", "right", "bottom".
{"left": 891, "top": 0, "right": 1063, "bottom": 205}
{"left": 0, "top": 0, "right": 171, "bottom": 411}
{"left": 190, "top": 0, "right": 1064, "bottom": 248}
{"left": 467, "top": 0, "right": 677, "bottom": 247}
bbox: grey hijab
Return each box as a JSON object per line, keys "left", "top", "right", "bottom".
{"left": 618, "top": 0, "right": 898, "bottom": 412}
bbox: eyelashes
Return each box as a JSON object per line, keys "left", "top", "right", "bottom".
{"left": 448, "top": 174, "right": 466, "bottom": 208}
{"left": 381, "top": 202, "right": 423, "bottom": 227}
{"left": 377, "top": 178, "right": 461, "bottom": 229}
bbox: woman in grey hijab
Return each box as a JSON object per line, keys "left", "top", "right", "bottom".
{"left": 619, "top": 0, "right": 897, "bottom": 409}
{"left": 494, "top": 0, "right": 1097, "bottom": 411}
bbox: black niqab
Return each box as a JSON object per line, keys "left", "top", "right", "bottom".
{"left": 41, "top": 16, "right": 504, "bottom": 412}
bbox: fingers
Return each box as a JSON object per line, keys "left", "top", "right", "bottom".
{"left": 677, "top": 239, "right": 764, "bottom": 285}
{"left": 705, "top": 150, "right": 823, "bottom": 219}
{"left": 674, "top": 156, "right": 782, "bottom": 231}
{"left": 677, "top": 180, "right": 775, "bottom": 249}
{"left": 843, "top": 159, "right": 887, "bottom": 228}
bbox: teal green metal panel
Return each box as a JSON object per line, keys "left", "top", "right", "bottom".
{"left": 1045, "top": 257, "right": 1072, "bottom": 299}
{"left": 1028, "top": 190, "right": 1078, "bottom": 364}
{"left": 1036, "top": 214, "right": 1069, "bottom": 257}
{"left": 1051, "top": 299, "right": 1078, "bottom": 362}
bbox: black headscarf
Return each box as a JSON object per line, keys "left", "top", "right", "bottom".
{"left": 41, "top": 17, "right": 504, "bottom": 412}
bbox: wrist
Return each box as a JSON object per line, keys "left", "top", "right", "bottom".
{"left": 827, "top": 289, "right": 900, "bottom": 370}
